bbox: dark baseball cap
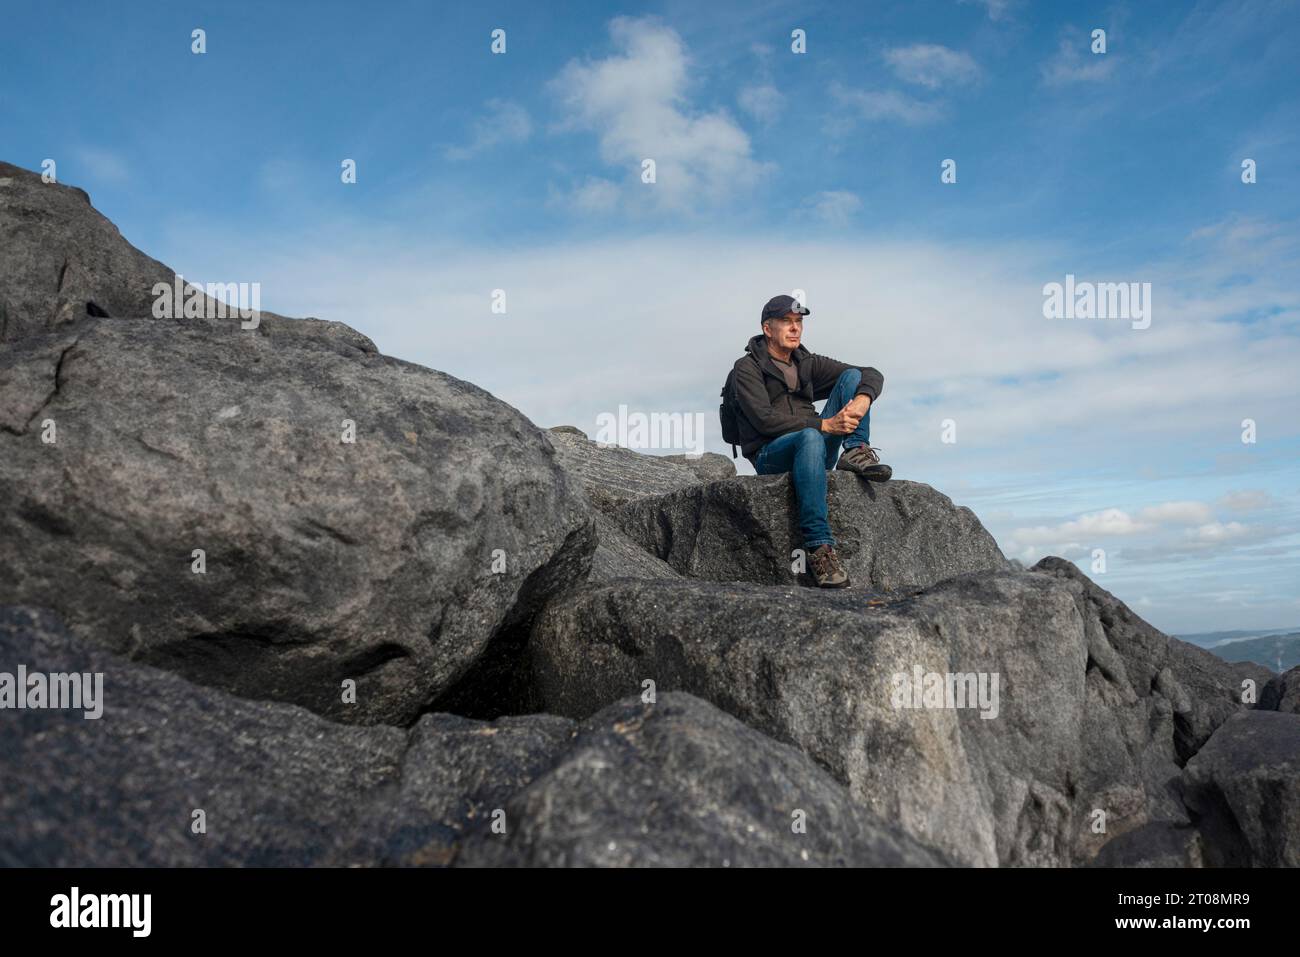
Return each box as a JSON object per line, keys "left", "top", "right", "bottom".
{"left": 761, "top": 294, "right": 811, "bottom": 322}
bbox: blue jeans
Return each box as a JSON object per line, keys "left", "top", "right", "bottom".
{"left": 753, "top": 368, "right": 871, "bottom": 549}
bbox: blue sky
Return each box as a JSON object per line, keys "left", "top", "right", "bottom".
{"left": 2, "top": 0, "right": 1298, "bottom": 634}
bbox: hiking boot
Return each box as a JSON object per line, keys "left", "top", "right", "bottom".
{"left": 809, "top": 544, "right": 850, "bottom": 588}
{"left": 836, "top": 444, "right": 892, "bottom": 482}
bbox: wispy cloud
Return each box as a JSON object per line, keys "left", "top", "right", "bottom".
{"left": 1137, "top": 501, "right": 1214, "bottom": 524}
{"left": 444, "top": 99, "right": 532, "bottom": 161}
{"left": 1217, "top": 489, "right": 1273, "bottom": 511}
{"left": 830, "top": 83, "right": 944, "bottom": 126}
{"left": 1041, "top": 36, "right": 1118, "bottom": 86}
{"left": 885, "top": 44, "right": 982, "bottom": 89}
{"left": 802, "top": 190, "right": 862, "bottom": 225}
{"left": 548, "top": 175, "right": 620, "bottom": 214}
{"left": 738, "top": 83, "right": 784, "bottom": 123}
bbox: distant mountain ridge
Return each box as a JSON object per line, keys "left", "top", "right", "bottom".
{"left": 1178, "top": 627, "right": 1300, "bottom": 649}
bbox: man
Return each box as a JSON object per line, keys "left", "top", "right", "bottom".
{"left": 731, "top": 294, "right": 890, "bottom": 588}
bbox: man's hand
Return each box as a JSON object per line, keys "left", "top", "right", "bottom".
{"left": 821, "top": 395, "right": 871, "bottom": 435}
{"left": 821, "top": 407, "right": 861, "bottom": 435}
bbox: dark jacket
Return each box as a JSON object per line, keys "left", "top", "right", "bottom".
{"left": 732, "top": 333, "right": 883, "bottom": 462}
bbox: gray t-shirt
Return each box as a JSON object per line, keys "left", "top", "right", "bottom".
{"left": 770, "top": 356, "right": 799, "bottom": 392}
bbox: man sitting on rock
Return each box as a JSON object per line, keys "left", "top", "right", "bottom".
{"left": 731, "top": 294, "right": 890, "bottom": 589}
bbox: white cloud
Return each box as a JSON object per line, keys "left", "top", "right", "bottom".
{"left": 738, "top": 83, "right": 784, "bottom": 123}
{"left": 803, "top": 190, "right": 862, "bottom": 226}
{"left": 1011, "top": 509, "right": 1150, "bottom": 548}
{"left": 1217, "top": 489, "right": 1273, "bottom": 511}
{"left": 884, "top": 44, "right": 982, "bottom": 89}
{"left": 830, "top": 83, "right": 944, "bottom": 126}
{"left": 550, "top": 17, "right": 767, "bottom": 211}
{"left": 1041, "top": 37, "right": 1118, "bottom": 86}
{"left": 444, "top": 99, "right": 532, "bottom": 160}
{"left": 550, "top": 176, "right": 621, "bottom": 214}
{"left": 1137, "top": 501, "right": 1214, "bottom": 524}
{"left": 1188, "top": 521, "right": 1249, "bottom": 543}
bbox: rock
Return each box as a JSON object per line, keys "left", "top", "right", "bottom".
{"left": 543, "top": 428, "right": 690, "bottom": 582}
{"left": 528, "top": 563, "right": 1263, "bottom": 867}
{"left": 1261, "top": 666, "right": 1300, "bottom": 714}
{"left": 0, "top": 606, "right": 575, "bottom": 866}
{"left": 2, "top": 606, "right": 944, "bottom": 868}
{"left": 661, "top": 451, "right": 737, "bottom": 482}
{"left": 545, "top": 428, "right": 701, "bottom": 514}
{"left": 1032, "top": 557, "right": 1272, "bottom": 761}
{"left": 611, "top": 473, "right": 1009, "bottom": 591}
{"left": 1089, "top": 821, "right": 1204, "bottom": 868}
{"left": 453, "top": 692, "right": 948, "bottom": 867}
{"left": 1181, "top": 710, "right": 1300, "bottom": 867}
{"left": 529, "top": 572, "right": 1082, "bottom": 865}
{"left": 1, "top": 160, "right": 171, "bottom": 342}
{"left": 0, "top": 160, "right": 376, "bottom": 352}
{"left": 0, "top": 316, "right": 594, "bottom": 725}
{"left": 589, "top": 516, "right": 682, "bottom": 583}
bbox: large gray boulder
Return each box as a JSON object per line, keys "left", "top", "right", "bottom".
{"left": 610, "top": 473, "right": 1010, "bottom": 590}
{"left": 2, "top": 605, "right": 945, "bottom": 868}
{"left": 0, "top": 160, "right": 173, "bottom": 342}
{"left": 0, "top": 316, "right": 595, "bottom": 725}
{"left": 454, "top": 692, "right": 948, "bottom": 867}
{"left": 1261, "top": 666, "right": 1300, "bottom": 714}
{"left": 546, "top": 426, "right": 702, "bottom": 512}
{"left": 1181, "top": 710, "right": 1300, "bottom": 867}
{"left": 528, "top": 565, "right": 1261, "bottom": 866}
{"left": 545, "top": 427, "right": 690, "bottom": 582}
{"left": 588, "top": 515, "right": 682, "bottom": 583}
{"left": 1088, "top": 821, "right": 1204, "bottom": 868}
{"left": 1032, "top": 557, "right": 1275, "bottom": 762}
{"left": 661, "top": 451, "right": 737, "bottom": 482}
{"left": 0, "top": 606, "right": 575, "bottom": 866}
{"left": 0, "top": 160, "right": 371, "bottom": 351}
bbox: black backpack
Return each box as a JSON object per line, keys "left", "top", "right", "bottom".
{"left": 719, "top": 355, "right": 758, "bottom": 458}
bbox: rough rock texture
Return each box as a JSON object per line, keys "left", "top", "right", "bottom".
{"left": 546, "top": 426, "right": 702, "bottom": 513}
{"left": 544, "top": 427, "right": 689, "bottom": 582}
{"left": 532, "top": 573, "right": 1078, "bottom": 866}
{"left": 0, "top": 160, "right": 372, "bottom": 351}
{"left": 529, "top": 566, "right": 1262, "bottom": 867}
{"left": 2, "top": 606, "right": 941, "bottom": 868}
{"left": 611, "top": 473, "right": 1010, "bottom": 590}
{"left": 0, "top": 316, "right": 595, "bottom": 725}
{"left": 1261, "top": 666, "right": 1300, "bottom": 714}
{"left": 661, "top": 451, "right": 737, "bottom": 482}
{"left": 1181, "top": 711, "right": 1300, "bottom": 867}
{"left": 588, "top": 516, "right": 682, "bottom": 583}
{"left": 1088, "top": 821, "right": 1204, "bottom": 868}
{"left": 1032, "top": 558, "right": 1274, "bottom": 763}
{"left": 454, "top": 692, "right": 948, "bottom": 867}
{"left": 0, "top": 606, "right": 575, "bottom": 866}
{"left": 3, "top": 164, "right": 1292, "bottom": 870}
{"left": 1, "top": 160, "right": 174, "bottom": 342}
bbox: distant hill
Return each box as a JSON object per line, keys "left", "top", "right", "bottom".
{"left": 1193, "top": 633, "right": 1300, "bottom": 672}
{"left": 1176, "top": 627, "right": 1300, "bottom": 650}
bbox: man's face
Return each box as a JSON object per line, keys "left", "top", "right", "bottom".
{"left": 767, "top": 312, "right": 803, "bottom": 350}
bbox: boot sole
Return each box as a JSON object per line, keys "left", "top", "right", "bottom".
{"left": 815, "top": 577, "right": 851, "bottom": 588}
{"left": 837, "top": 464, "right": 893, "bottom": 482}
